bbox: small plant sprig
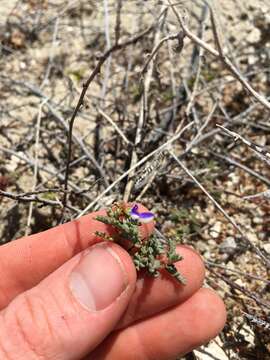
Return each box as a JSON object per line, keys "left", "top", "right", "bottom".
{"left": 95, "top": 203, "right": 186, "bottom": 284}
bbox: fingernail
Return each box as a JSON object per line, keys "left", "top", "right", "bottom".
{"left": 69, "top": 244, "right": 128, "bottom": 311}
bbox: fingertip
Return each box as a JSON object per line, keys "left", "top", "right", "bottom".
{"left": 174, "top": 245, "right": 205, "bottom": 290}
{"left": 179, "top": 287, "right": 226, "bottom": 354}
{"left": 150, "top": 286, "right": 227, "bottom": 356}
{"left": 90, "top": 286, "right": 227, "bottom": 360}
{"left": 117, "top": 244, "right": 206, "bottom": 329}
{"left": 195, "top": 287, "right": 227, "bottom": 338}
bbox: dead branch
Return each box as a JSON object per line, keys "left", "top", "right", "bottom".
{"left": 168, "top": 0, "right": 270, "bottom": 112}
{"left": 62, "top": 21, "right": 158, "bottom": 215}
{"left": 169, "top": 149, "right": 270, "bottom": 269}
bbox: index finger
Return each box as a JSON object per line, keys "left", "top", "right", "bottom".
{"left": 0, "top": 205, "right": 154, "bottom": 308}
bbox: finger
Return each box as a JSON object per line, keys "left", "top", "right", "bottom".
{"left": 0, "top": 204, "right": 153, "bottom": 308}
{"left": 0, "top": 242, "right": 137, "bottom": 360}
{"left": 89, "top": 288, "right": 227, "bottom": 360}
{"left": 117, "top": 245, "right": 205, "bottom": 329}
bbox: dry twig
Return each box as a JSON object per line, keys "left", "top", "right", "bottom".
{"left": 168, "top": 0, "right": 270, "bottom": 111}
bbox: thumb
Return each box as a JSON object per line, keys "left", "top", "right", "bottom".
{"left": 0, "top": 242, "right": 136, "bottom": 360}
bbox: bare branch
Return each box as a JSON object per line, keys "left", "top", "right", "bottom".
{"left": 78, "top": 121, "right": 194, "bottom": 216}
{"left": 98, "top": 109, "right": 131, "bottom": 145}
{"left": 62, "top": 22, "right": 157, "bottom": 215}
{"left": 217, "top": 124, "right": 270, "bottom": 166}
{"left": 25, "top": 99, "right": 47, "bottom": 235}
{"left": 168, "top": 0, "right": 270, "bottom": 111}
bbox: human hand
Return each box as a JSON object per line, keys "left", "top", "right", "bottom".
{"left": 0, "top": 206, "right": 226, "bottom": 359}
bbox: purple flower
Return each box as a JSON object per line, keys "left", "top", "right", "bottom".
{"left": 130, "top": 204, "right": 154, "bottom": 223}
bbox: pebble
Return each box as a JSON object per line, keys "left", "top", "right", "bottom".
{"left": 263, "top": 243, "right": 270, "bottom": 255}
{"left": 220, "top": 236, "right": 237, "bottom": 254}
{"left": 210, "top": 221, "right": 222, "bottom": 239}
{"left": 253, "top": 217, "right": 263, "bottom": 224}
{"left": 161, "top": 220, "right": 174, "bottom": 233}
{"left": 246, "top": 28, "right": 261, "bottom": 43}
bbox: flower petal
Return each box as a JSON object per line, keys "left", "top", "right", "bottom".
{"left": 130, "top": 204, "right": 140, "bottom": 219}
{"left": 130, "top": 213, "right": 140, "bottom": 220}
{"left": 139, "top": 212, "right": 154, "bottom": 223}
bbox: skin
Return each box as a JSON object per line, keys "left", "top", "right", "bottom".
{"left": 0, "top": 205, "right": 226, "bottom": 359}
